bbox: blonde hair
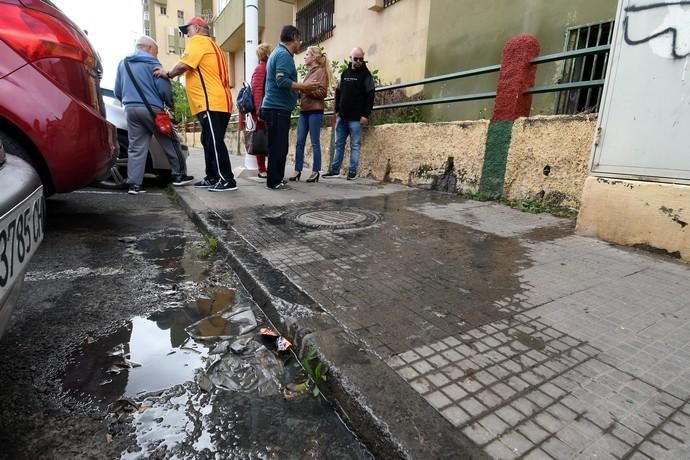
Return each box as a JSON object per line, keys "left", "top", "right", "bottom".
{"left": 307, "top": 45, "right": 333, "bottom": 88}
{"left": 256, "top": 43, "right": 273, "bottom": 62}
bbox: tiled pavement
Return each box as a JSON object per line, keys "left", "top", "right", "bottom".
{"left": 178, "top": 152, "right": 690, "bottom": 459}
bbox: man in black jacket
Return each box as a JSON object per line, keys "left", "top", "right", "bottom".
{"left": 323, "top": 47, "right": 375, "bottom": 180}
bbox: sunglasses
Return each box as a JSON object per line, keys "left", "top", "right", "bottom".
{"left": 352, "top": 57, "right": 365, "bottom": 62}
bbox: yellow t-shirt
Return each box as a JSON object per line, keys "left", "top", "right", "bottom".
{"left": 180, "top": 35, "right": 232, "bottom": 115}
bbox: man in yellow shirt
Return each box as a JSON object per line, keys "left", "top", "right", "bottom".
{"left": 155, "top": 17, "right": 237, "bottom": 192}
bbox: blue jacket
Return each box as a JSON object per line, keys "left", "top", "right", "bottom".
{"left": 114, "top": 51, "right": 172, "bottom": 111}
{"left": 261, "top": 43, "right": 298, "bottom": 111}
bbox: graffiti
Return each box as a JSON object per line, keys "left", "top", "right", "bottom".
{"left": 624, "top": 1, "right": 690, "bottom": 59}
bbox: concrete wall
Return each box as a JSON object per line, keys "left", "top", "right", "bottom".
{"left": 294, "top": 0, "right": 431, "bottom": 88}
{"left": 577, "top": 178, "right": 690, "bottom": 262}
{"left": 504, "top": 115, "right": 596, "bottom": 208}
{"left": 424, "top": 0, "right": 617, "bottom": 121}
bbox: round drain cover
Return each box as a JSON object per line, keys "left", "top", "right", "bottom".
{"left": 292, "top": 208, "right": 380, "bottom": 229}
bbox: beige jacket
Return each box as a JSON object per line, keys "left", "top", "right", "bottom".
{"left": 299, "top": 65, "right": 329, "bottom": 112}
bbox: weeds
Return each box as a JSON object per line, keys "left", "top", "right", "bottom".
{"left": 197, "top": 234, "right": 218, "bottom": 258}
{"left": 301, "top": 348, "right": 328, "bottom": 397}
{"left": 461, "top": 191, "right": 578, "bottom": 219}
{"left": 164, "top": 184, "right": 179, "bottom": 204}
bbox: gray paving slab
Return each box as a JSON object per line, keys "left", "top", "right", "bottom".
{"left": 175, "top": 148, "right": 690, "bottom": 459}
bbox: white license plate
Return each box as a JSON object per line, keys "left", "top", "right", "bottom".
{"left": 0, "top": 187, "right": 45, "bottom": 297}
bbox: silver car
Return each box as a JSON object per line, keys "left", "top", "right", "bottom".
{"left": 0, "top": 137, "right": 45, "bottom": 338}
{"left": 100, "top": 89, "right": 189, "bottom": 187}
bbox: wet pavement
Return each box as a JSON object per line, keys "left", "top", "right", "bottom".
{"left": 174, "top": 150, "right": 690, "bottom": 459}
{"left": 0, "top": 185, "right": 371, "bottom": 459}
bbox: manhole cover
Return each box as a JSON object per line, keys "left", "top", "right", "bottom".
{"left": 292, "top": 208, "right": 380, "bottom": 229}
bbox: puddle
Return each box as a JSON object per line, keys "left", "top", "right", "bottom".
{"left": 61, "top": 308, "right": 208, "bottom": 400}
{"left": 512, "top": 330, "right": 546, "bottom": 351}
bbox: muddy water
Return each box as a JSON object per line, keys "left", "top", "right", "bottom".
{"left": 60, "top": 232, "right": 371, "bottom": 459}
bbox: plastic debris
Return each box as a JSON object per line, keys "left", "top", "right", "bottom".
{"left": 186, "top": 307, "right": 257, "bottom": 341}
{"left": 205, "top": 341, "right": 282, "bottom": 394}
{"left": 276, "top": 336, "right": 292, "bottom": 352}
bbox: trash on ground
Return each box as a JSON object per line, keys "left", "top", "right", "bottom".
{"left": 259, "top": 327, "right": 279, "bottom": 337}
{"left": 205, "top": 340, "right": 282, "bottom": 394}
{"left": 276, "top": 336, "right": 292, "bottom": 352}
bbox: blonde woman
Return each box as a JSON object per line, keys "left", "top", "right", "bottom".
{"left": 289, "top": 46, "right": 332, "bottom": 183}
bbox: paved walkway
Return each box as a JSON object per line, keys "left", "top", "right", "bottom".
{"left": 176, "top": 149, "right": 690, "bottom": 459}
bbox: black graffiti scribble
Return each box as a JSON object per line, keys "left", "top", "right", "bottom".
{"left": 624, "top": 1, "right": 690, "bottom": 59}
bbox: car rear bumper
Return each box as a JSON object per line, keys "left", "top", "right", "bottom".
{"left": 0, "top": 155, "right": 43, "bottom": 338}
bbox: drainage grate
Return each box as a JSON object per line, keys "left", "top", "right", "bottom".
{"left": 291, "top": 208, "right": 380, "bottom": 229}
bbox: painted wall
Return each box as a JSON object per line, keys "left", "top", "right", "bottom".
{"left": 577, "top": 178, "right": 690, "bottom": 262}
{"left": 504, "top": 115, "right": 596, "bottom": 208}
{"left": 294, "top": 0, "right": 431, "bottom": 88}
{"left": 424, "top": 0, "right": 617, "bottom": 121}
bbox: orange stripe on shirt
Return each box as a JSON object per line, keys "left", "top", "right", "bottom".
{"left": 209, "top": 41, "right": 231, "bottom": 111}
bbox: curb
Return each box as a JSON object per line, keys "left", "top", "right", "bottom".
{"left": 173, "top": 188, "right": 488, "bottom": 460}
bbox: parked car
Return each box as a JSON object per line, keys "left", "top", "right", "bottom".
{"left": 100, "top": 88, "right": 189, "bottom": 187}
{"left": 0, "top": 138, "right": 44, "bottom": 338}
{"left": 0, "top": 0, "right": 118, "bottom": 196}
{"left": 0, "top": 0, "right": 114, "bottom": 337}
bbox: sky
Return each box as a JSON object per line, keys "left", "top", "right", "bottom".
{"left": 52, "top": 0, "right": 143, "bottom": 90}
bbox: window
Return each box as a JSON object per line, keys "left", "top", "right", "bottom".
{"left": 556, "top": 20, "right": 613, "bottom": 114}
{"left": 160, "top": 6, "right": 167, "bottom": 15}
{"left": 296, "top": 0, "right": 335, "bottom": 51}
{"left": 145, "top": 27, "right": 151, "bottom": 36}
{"left": 177, "top": 10, "right": 184, "bottom": 21}
{"left": 384, "top": 0, "right": 401, "bottom": 7}
{"left": 143, "top": 11, "right": 149, "bottom": 20}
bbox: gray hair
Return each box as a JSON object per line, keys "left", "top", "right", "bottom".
{"left": 135, "top": 36, "right": 158, "bottom": 50}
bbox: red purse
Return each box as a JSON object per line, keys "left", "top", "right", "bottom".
{"left": 154, "top": 111, "right": 173, "bottom": 136}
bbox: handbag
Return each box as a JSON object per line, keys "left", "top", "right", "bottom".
{"left": 251, "top": 129, "right": 268, "bottom": 155}
{"left": 124, "top": 61, "right": 173, "bottom": 136}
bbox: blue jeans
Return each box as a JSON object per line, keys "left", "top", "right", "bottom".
{"left": 330, "top": 116, "right": 362, "bottom": 175}
{"left": 294, "top": 110, "right": 323, "bottom": 172}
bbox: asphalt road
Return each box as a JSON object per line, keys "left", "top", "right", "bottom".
{"left": 0, "top": 184, "right": 370, "bottom": 459}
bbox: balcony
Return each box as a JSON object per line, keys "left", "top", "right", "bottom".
{"left": 213, "top": 0, "right": 266, "bottom": 52}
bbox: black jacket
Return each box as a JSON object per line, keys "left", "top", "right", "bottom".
{"left": 335, "top": 63, "right": 375, "bottom": 121}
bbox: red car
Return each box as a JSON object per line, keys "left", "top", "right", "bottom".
{"left": 0, "top": 0, "right": 118, "bottom": 195}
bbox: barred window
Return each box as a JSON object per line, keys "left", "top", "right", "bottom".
{"left": 384, "top": 0, "right": 401, "bottom": 7}
{"left": 556, "top": 20, "right": 613, "bottom": 114}
{"left": 296, "top": 0, "right": 335, "bottom": 51}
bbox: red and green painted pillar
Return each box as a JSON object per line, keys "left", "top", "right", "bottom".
{"left": 479, "top": 35, "right": 540, "bottom": 197}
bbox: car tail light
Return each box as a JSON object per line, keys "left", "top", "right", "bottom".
{"left": 0, "top": 3, "right": 100, "bottom": 109}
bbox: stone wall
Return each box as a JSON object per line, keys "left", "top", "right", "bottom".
{"left": 504, "top": 115, "right": 597, "bottom": 208}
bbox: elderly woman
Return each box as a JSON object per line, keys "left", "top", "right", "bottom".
{"left": 288, "top": 46, "right": 332, "bottom": 183}
{"left": 240, "top": 43, "right": 272, "bottom": 178}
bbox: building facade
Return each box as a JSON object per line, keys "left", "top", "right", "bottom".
{"left": 142, "top": 0, "right": 215, "bottom": 70}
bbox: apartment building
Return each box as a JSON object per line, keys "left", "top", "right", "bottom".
{"left": 142, "top": 0, "right": 215, "bottom": 70}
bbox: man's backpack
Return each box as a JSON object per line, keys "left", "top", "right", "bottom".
{"left": 237, "top": 82, "right": 255, "bottom": 114}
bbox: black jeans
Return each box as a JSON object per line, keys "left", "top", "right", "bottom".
{"left": 261, "top": 108, "right": 291, "bottom": 188}
{"left": 197, "top": 110, "right": 234, "bottom": 183}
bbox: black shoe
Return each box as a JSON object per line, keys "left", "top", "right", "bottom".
{"left": 194, "top": 178, "right": 216, "bottom": 188}
{"left": 288, "top": 171, "right": 301, "bottom": 182}
{"left": 172, "top": 175, "right": 194, "bottom": 186}
{"left": 269, "top": 182, "right": 287, "bottom": 190}
{"left": 306, "top": 172, "right": 320, "bottom": 183}
{"left": 346, "top": 172, "right": 356, "bottom": 180}
{"left": 257, "top": 173, "right": 267, "bottom": 179}
{"left": 127, "top": 185, "right": 146, "bottom": 195}
{"left": 208, "top": 181, "right": 238, "bottom": 192}
{"left": 322, "top": 171, "right": 340, "bottom": 178}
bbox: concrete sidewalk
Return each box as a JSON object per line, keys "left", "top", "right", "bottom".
{"left": 176, "top": 149, "right": 690, "bottom": 459}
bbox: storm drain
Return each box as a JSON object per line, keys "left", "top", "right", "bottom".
{"left": 291, "top": 208, "right": 380, "bottom": 230}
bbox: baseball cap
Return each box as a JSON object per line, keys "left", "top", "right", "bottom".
{"left": 179, "top": 17, "right": 209, "bottom": 34}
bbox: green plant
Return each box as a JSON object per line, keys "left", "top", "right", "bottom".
{"left": 163, "top": 184, "right": 179, "bottom": 203}
{"left": 170, "top": 79, "right": 191, "bottom": 123}
{"left": 301, "top": 348, "right": 328, "bottom": 397}
{"left": 198, "top": 234, "right": 218, "bottom": 258}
